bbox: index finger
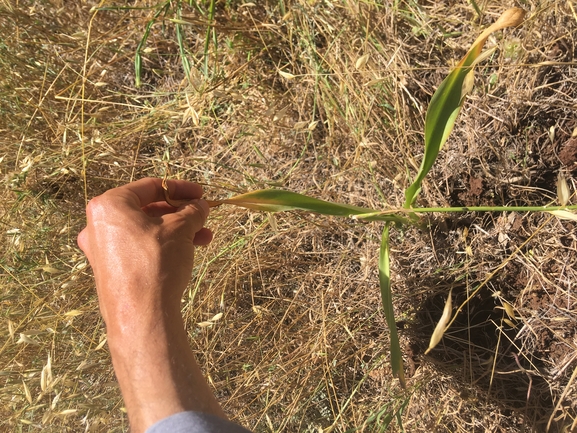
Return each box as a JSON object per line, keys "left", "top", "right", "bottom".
{"left": 117, "top": 177, "right": 204, "bottom": 208}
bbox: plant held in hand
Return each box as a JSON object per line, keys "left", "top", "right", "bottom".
{"left": 163, "top": 8, "right": 577, "bottom": 387}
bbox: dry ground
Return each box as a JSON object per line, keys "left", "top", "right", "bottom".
{"left": 1, "top": 0, "right": 576, "bottom": 432}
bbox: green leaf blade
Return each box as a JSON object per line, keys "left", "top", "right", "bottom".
{"left": 403, "top": 8, "right": 525, "bottom": 208}
{"left": 221, "top": 189, "right": 407, "bottom": 223}
{"left": 223, "top": 189, "right": 373, "bottom": 214}
{"left": 404, "top": 65, "right": 471, "bottom": 207}
{"left": 379, "top": 224, "right": 405, "bottom": 387}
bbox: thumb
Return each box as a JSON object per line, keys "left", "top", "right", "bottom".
{"left": 77, "top": 228, "right": 91, "bottom": 259}
{"left": 162, "top": 199, "right": 210, "bottom": 239}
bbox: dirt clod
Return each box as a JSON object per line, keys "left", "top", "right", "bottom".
{"left": 559, "top": 137, "right": 577, "bottom": 171}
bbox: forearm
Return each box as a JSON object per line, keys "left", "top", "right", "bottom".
{"left": 78, "top": 179, "right": 224, "bottom": 432}
{"left": 107, "top": 308, "right": 226, "bottom": 433}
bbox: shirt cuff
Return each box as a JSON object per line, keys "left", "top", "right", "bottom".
{"left": 145, "top": 411, "right": 253, "bottom": 433}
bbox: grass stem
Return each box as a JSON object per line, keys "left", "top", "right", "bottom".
{"left": 410, "top": 204, "right": 577, "bottom": 213}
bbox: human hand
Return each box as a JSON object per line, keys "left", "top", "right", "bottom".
{"left": 77, "top": 178, "right": 227, "bottom": 430}
{"left": 77, "top": 177, "right": 212, "bottom": 335}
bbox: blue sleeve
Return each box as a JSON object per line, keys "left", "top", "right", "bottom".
{"left": 145, "top": 411, "right": 253, "bottom": 433}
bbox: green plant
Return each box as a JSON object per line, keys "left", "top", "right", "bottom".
{"left": 163, "top": 8, "right": 577, "bottom": 387}
{"left": 97, "top": 0, "right": 217, "bottom": 87}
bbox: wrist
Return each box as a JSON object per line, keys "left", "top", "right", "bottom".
{"left": 106, "top": 305, "right": 185, "bottom": 353}
{"left": 95, "top": 276, "right": 184, "bottom": 338}
{"left": 106, "top": 309, "right": 192, "bottom": 431}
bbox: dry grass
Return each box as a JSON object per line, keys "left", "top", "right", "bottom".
{"left": 1, "top": 0, "right": 576, "bottom": 432}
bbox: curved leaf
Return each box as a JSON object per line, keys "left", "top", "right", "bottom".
{"left": 425, "top": 288, "right": 452, "bottom": 355}
{"left": 379, "top": 224, "right": 405, "bottom": 387}
{"left": 404, "top": 8, "right": 525, "bottom": 207}
{"left": 215, "top": 189, "right": 409, "bottom": 223}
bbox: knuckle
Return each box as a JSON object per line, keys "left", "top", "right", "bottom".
{"left": 85, "top": 194, "right": 114, "bottom": 218}
{"left": 85, "top": 196, "right": 102, "bottom": 216}
{"left": 173, "top": 205, "right": 205, "bottom": 229}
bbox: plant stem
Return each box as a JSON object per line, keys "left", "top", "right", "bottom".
{"left": 353, "top": 203, "right": 577, "bottom": 223}
{"left": 410, "top": 204, "right": 577, "bottom": 213}
{"left": 203, "top": 0, "right": 216, "bottom": 77}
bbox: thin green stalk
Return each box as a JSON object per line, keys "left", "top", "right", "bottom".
{"left": 409, "top": 204, "right": 577, "bottom": 213}
{"left": 469, "top": 0, "right": 483, "bottom": 20}
{"left": 188, "top": 0, "right": 204, "bottom": 14}
{"left": 203, "top": 0, "right": 216, "bottom": 77}
{"left": 175, "top": 1, "right": 192, "bottom": 82}
{"left": 352, "top": 204, "right": 577, "bottom": 222}
{"left": 135, "top": 1, "right": 170, "bottom": 87}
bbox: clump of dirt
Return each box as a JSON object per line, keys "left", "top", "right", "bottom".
{"left": 457, "top": 176, "right": 485, "bottom": 207}
{"left": 560, "top": 137, "right": 577, "bottom": 171}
